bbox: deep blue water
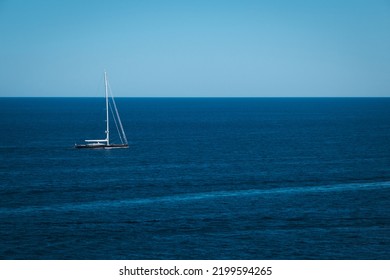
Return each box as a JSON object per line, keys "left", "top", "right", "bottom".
{"left": 0, "top": 98, "right": 389, "bottom": 259}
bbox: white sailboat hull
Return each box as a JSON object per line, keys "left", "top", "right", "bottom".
{"left": 75, "top": 143, "right": 129, "bottom": 149}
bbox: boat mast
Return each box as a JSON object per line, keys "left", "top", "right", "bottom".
{"left": 104, "top": 71, "right": 110, "bottom": 145}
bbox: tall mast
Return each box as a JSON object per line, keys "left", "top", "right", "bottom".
{"left": 104, "top": 71, "right": 109, "bottom": 145}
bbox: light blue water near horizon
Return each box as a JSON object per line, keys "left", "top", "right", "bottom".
{"left": 0, "top": 97, "right": 389, "bottom": 259}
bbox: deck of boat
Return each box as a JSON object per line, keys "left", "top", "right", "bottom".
{"left": 75, "top": 144, "right": 129, "bottom": 149}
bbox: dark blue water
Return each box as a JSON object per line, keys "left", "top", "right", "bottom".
{"left": 1, "top": 98, "right": 389, "bottom": 259}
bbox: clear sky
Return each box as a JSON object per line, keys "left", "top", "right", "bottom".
{"left": 0, "top": 0, "right": 389, "bottom": 97}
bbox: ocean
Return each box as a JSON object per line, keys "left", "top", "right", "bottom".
{"left": 0, "top": 98, "right": 389, "bottom": 259}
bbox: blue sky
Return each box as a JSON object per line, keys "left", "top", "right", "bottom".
{"left": 0, "top": 0, "right": 389, "bottom": 97}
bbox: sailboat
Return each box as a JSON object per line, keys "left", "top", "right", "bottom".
{"left": 75, "top": 71, "right": 129, "bottom": 149}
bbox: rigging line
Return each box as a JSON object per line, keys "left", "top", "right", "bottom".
{"left": 108, "top": 100, "right": 124, "bottom": 144}
{"left": 107, "top": 82, "right": 128, "bottom": 144}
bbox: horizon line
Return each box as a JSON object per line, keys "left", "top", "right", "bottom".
{"left": 1, "top": 96, "right": 390, "bottom": 98}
